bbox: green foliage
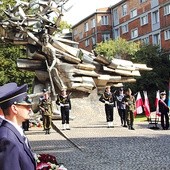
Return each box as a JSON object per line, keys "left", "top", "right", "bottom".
{"left": 95, "top": 38, "right": 140, "bottom": 60}
{"left": 0, "top": 44, "right": 35, "bottom": 93}
{"left": 60, "top": 21, "right": 72, "bottom": 30}
{"left": 126, "top": 44, "right": 170, "bottom": 111}
{"left": 0, "top": 0, "right": 15, "bottom": 16}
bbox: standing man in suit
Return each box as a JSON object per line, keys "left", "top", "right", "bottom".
{"left": 159, "top": 91, "right": 169, "bottom": 130}
{"left": 116, "top": 88, "right": 127, "bottom": 127}
{"left": 0, "top": 82, "right": 36, "bottom": 170}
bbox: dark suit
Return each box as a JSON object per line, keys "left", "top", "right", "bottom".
{"left": 0, "top": 118, "right": 36, "bottom": 170}
{"left": 159, "top": 99, "right": 169, "bottom": 130}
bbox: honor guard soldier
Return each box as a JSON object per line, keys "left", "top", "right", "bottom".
{"left": 99, "top": 86, "right": 116, "bottom": 128}
{"left": 122, "top": 88, "right": 136, "bottom": 130}
{"left": 0, "top": 82, "right": 36, "bottom": 170}
{"left": 56, "top": 88, "right": 71, "bottom": 130}
{"left": 39, "top": 89, "right": 52, "bottom": 134}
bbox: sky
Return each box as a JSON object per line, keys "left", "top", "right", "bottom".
{"left": 62, "top": 0, "right": 121, "bottom": 25}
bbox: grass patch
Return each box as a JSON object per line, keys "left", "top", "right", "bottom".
{"left": 135, "top": 114, "right": 148, "bottom": 122}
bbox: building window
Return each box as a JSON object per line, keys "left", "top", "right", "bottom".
{"left": 140, "top": 0, "right": 147, "bottom": 3}
{"left": 101, "top": 16, "right": 109, "bottom": 25}
{"left": 85, "top": 39, "right": 89, "bottom": 47}
{"left": 113, "top": 8, "right": 119, "bottom": 26}
{"left": 79, "top": 32, "right": 83, "bottom": 39}
{"left": 152, "top": 10, "right": 159, "bottom": 24}
{"left": 122, "top": 24, "right": 128, "bottom": 34}
{"left": 84, "top": 22, "right": 88, "bottom": 32}
{"left": 130, "top": 9, "right": 137, "bottom": 18}
{"left": 131, "top": 29, "right": 138, "bottom": 39}
{"left": 164, "top": 30, "right": 170, "bottom": 40}
{"left": 102, "top": 33, "right": 110, "bottom": 42}
{"left": 91, "top": 18, "right": 96, "bottom": 28}
{"left": 153, "top": 33, "right": 160, "bottom": 45}
{"left": 73, "top": 29, "right": 77, "bottom": 36}
{"left": 164, "top": 4, "right": 170, "bottom": 16}
{"left": 114, "top": 28, "right": 120, "bottom": 39}
{"left": 141, "top": 37, "right": 149, "bottom": 44}
{"left": 122, "top": 3, "right": 127, "bottom": 16}
{"left": 92, "top": 36, "right": 96, "bottom": 45}
{"left": 140, "top": 15, "right": 148, "bottom": 26}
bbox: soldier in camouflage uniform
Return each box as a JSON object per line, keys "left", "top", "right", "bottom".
{"left": 39, "top": 89, "right": 52, "bottom": 134}
{"left": 122, "top": 88, "right": 136, "bottom": 130}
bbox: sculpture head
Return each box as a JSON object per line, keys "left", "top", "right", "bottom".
{"left": 42, "top": 33, "right": 50, "bottom": 45}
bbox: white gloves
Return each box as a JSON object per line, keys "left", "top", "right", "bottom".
{"left": 105, "top": 101, "right": 109, "bottom": 104}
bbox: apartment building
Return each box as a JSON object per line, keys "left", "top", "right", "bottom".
{"left": 72, "top": 0, "right": 170, "bottom": 53}
{"left": 111, "top": 0, "right": 170, "bottom": 50}
{"left": 72, "top": 8, "right": 112, "bottom": 52}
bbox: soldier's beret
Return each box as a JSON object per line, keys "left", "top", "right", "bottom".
{"left": 0, "top": 82, "right": 31, "bottom": 109}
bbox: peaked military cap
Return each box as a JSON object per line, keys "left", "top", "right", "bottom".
{"left": 160, "top": 91, "right": 166, "bottom": 95}
{"left": 119, "top": 87, "right": 123, "bottom": 91}
{"left": 0, "top": 82, "right": 31, "bottom": 109}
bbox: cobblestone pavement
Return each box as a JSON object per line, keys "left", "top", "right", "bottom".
{"left": 26, "top": 107, "right": 170, "bottom": 170}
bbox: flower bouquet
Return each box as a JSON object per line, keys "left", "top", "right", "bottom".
{"left": 36, "top": 153, "right": 67, "bottom": 170}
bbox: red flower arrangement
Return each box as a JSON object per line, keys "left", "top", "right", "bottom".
{"left": 36, "top": 153, "right": 58, "bottom": 170}
{"left": 35, "top": 153, "right": 67, "bottom": 170}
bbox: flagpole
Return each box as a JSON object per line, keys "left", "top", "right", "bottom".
{"left": 168, "top": 76, "right": 170, "bottom": 107}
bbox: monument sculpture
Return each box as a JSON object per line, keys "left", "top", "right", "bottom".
{"left": 0, "top": 0, "right": 152, "bottom": 112}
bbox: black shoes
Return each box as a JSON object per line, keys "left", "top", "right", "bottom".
{"left": 128, "top": 126, "right": 135, "bottom": 130}
{"left": 45, "top": 129, "right": 50, "bottom": 134}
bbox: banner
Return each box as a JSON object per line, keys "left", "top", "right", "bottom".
{"left": 143, "top": 91, "right": 150, "bottom": 117}
{"left": 155, "top": 90, "right": 161, "bottom": 116}
{"left": 168, "top": 78, "right": 170, "bottom": 107}
{"left": 134, "top": 92, "right": 143, "bottom": 116}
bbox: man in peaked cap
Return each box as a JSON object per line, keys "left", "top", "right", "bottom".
{"left": 159, "top": 91, "right": 169, "bottom": 130}
{"left": 116, "top": 88, "right": 127, "bottom": 127}
{"left": 0, "top": 82, "right": 36, "bottom": 170}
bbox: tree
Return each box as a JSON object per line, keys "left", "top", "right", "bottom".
{"left": 125, "top": 44, "right": 170, "bottom": 111}
{"left": 59, "top": 20, "right": 72, "bottom": 32}
{"left": 95, "top": 38, "right": 140, "bottom": 60}
{"left": 0, "top": 44, "right": 35, "bottom": 93}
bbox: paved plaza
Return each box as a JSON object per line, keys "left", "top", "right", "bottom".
{"left": 26, "top": 107, "right": 170, "bottom": 170}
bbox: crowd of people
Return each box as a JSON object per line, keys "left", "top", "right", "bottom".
{"left": 37, "top": 84, "right": 170, "bottom": 133}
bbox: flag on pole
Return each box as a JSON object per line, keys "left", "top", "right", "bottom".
{"left": 134, "top": 92, "right": 143, "bottom": 116}
{"left": 168, "top": 78, "right": 170, "bottom": 107}
{"left": 143, "top": 91, "right": 150, "bottom": 117}
{"left": 155, "top": 90, "right": 161, "bottom": 116}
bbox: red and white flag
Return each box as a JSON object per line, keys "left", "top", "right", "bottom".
{"left": 143, "top": 91, "right": 150, "bottom": 117}
{"left": 155, "top": 90, "right": 161, "bottom": 116}
{"left": 134, "top": 92, "right": 143, "bottom": 116}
